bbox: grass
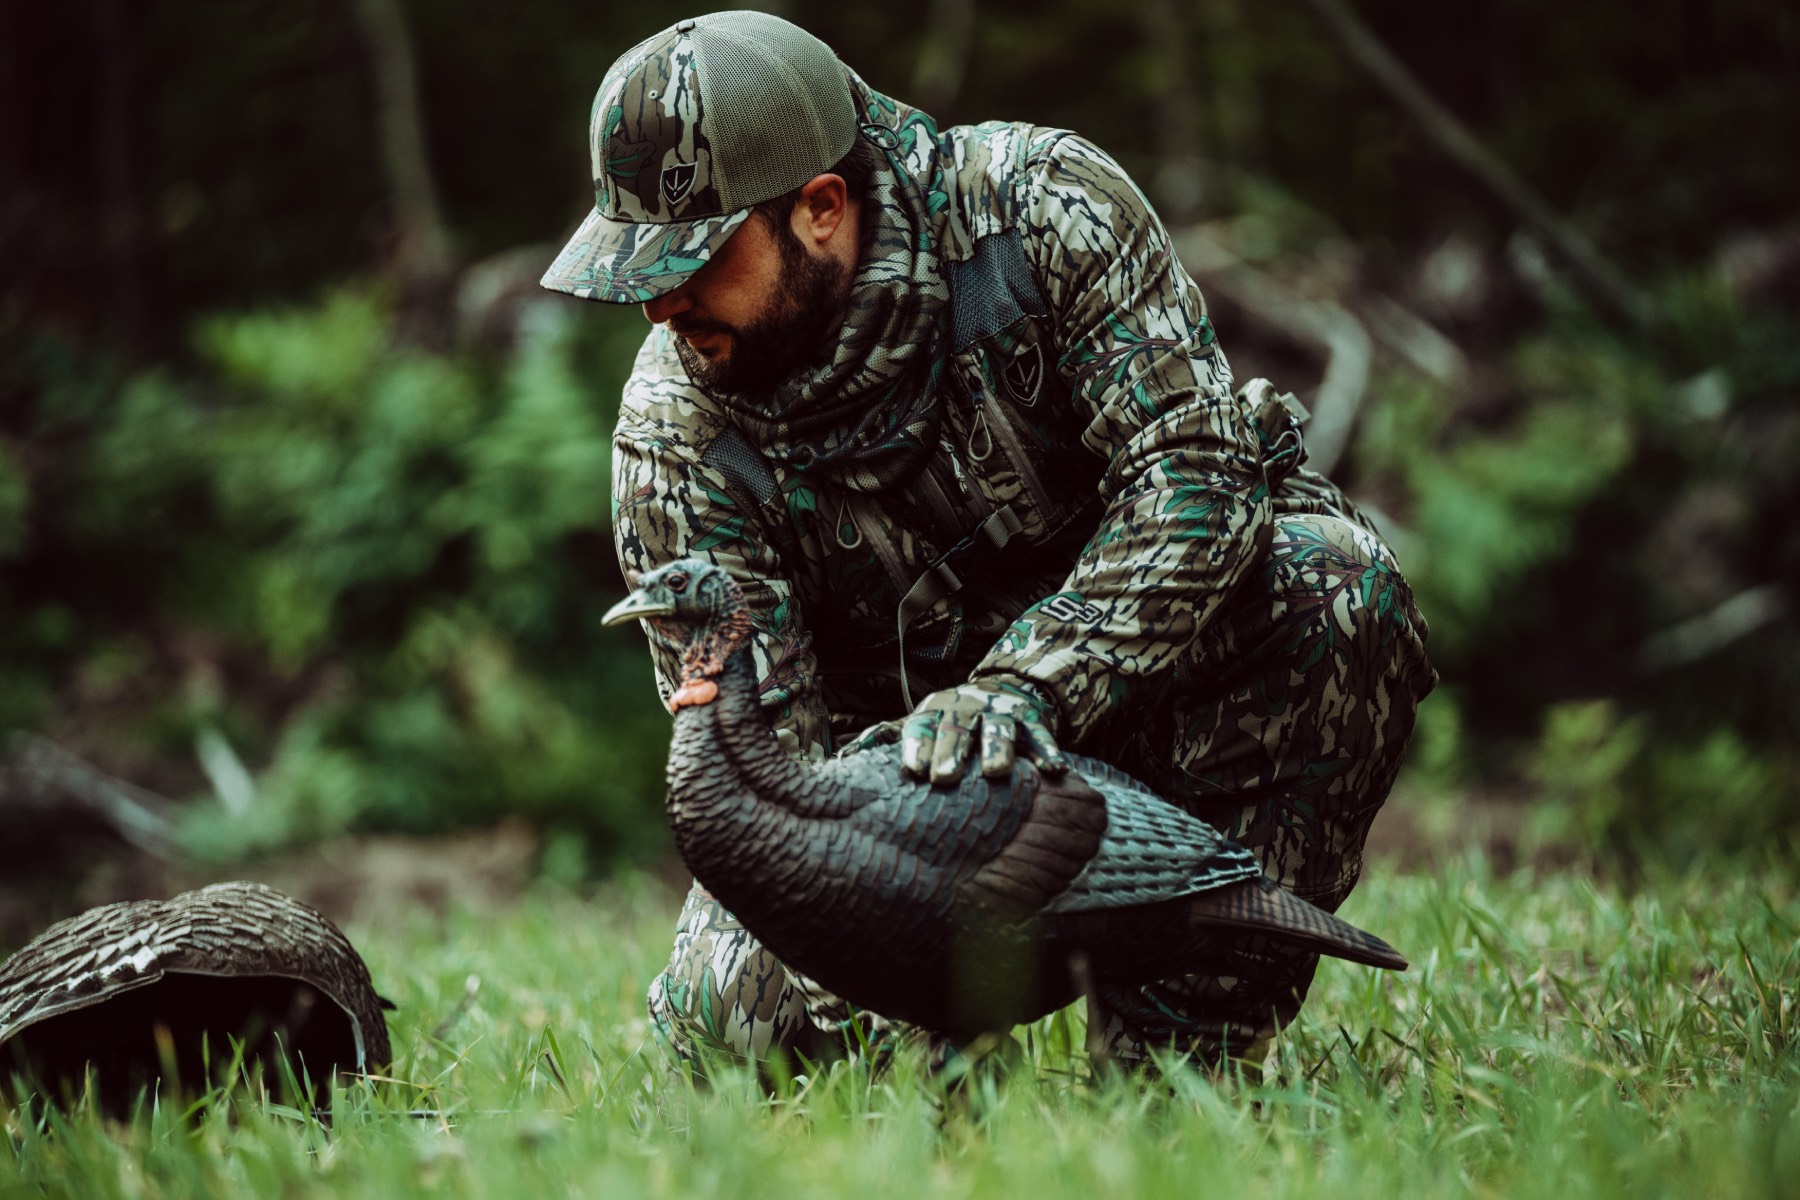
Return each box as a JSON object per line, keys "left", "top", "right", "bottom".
{"left": 3, "top": 854, "right": 1798, "bottom": 1199}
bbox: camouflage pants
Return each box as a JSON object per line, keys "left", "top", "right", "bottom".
{"left": 646, "top": 512, "right": 1436, "bottom": 1070}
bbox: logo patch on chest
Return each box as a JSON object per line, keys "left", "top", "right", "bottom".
{"left": 660, "top": 161, "right": 697, "bottom": 207}
{"left": 1001, "top": 342, "right": 1044, "bottom": 406}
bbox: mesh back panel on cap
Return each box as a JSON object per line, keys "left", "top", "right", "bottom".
{"left": 697, "top": 14, "right": 856, "bottom": 209}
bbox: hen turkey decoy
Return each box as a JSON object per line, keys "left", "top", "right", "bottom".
{"left": 605, "top": 559, "right": 1407, "bottom": 1039}
{"left": 0, "top": 882, "right": 391, "bottom": 1111}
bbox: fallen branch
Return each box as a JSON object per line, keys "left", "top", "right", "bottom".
{"left": 1638, "top": 584, "right": 1791, "bottom": 674}
{"left": 1304, "top": 0, "right": 1655, "bottom": 333}
{"left": 1363, "top": 295, "right": 1468, "bottom": 386}
{"left": 0, "top": 735, "right": 177, "bottom": 860}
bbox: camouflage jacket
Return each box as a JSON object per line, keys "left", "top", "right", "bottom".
{"left": 613, "top": 114, "right": 1358, "bottom": 763}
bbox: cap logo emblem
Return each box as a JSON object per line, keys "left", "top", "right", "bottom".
{"left": 661, "top": 161, "right": 697, "bottom": 207}
{"left": 1002, "top": 342, "right": 1044, "bottom": 406}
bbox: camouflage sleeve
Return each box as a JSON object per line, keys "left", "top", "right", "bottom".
{"left": 613, "top": 330, "right": 833, "bottom": 762}
{"left": 974, "top": 133, "right": 1271, "bottom": 740}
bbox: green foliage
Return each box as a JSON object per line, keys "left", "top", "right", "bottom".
{"left": 1362, "top": 261, "right": 1800, "bottom": 847}
{"left": 1523, "top": 700, "right": 1649, "bottom": 851}
{"left": 1407, "top": 395, "right": 1634, "bottom": 658}
{"left": 1398, "top": 687, "right": 1471, "bottom": 793}
{"left": 1525, "top": 700, "right": 1795, "bottom": 860}
{"left": 15, "top": 284, "right": 670, "bottom": 860}
{"left": 5, "top": 862, "right": 1798, "bottom": 1197}
{"left": 1645, "top": 727, "right": 1787, "bottom": 851}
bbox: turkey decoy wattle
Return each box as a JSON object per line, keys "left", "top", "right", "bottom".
{"left": 605, "top": 559, "right": 1409, "bottom": 1039}
{"left": 0, "top": 882, "right": 391, "bottom": 1111}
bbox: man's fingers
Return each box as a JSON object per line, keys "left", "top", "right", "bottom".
{"left": 979, "top": 715, "right": 1016, "bottom": 777}
{"left": 929, "top": 713, "right": 976, "bottom": 784}
{"left": 899, "top": 682, "right": 1064, "bottom": 784}
{"left": 900, "top": 713, "right": 939, "bottom": 778}
{"left": 1023, "top": 718, "right": 1069, "bottom": 775}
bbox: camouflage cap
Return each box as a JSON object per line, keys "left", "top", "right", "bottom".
{"left": 541, "top": 11, "right": 859, "bottom": 304}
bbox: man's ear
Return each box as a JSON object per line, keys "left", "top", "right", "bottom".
{"left": 794, "top": 173, "right": 849, "bottom": 246}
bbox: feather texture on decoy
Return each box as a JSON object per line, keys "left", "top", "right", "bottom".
{"left": 604, "top": 559, "right": 1407, "bottom": 1039}
{"left": 0, "top": 881, "right": 390, "bottom": 1110}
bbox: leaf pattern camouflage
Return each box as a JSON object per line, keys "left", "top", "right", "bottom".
{"left": 545, "top": 210, "right": 753, "bottom": 305}
{"left": 1078, "top": 510, "right": 1432, "bottom": 1065}
{"left": 589, "top": 28, "right": 722, "bottom": 223}
{"left": 646, "top": 884, "right": 905, "bottom": 1070}
{"left": 613, "top": 87, "right": 1437, "bottom": 1068}
{"left": 541, "top": 25, "right": 751, "bottom": 304}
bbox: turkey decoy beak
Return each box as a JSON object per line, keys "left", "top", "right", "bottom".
{"left": 602, "top": 591, "right": 674, "bottom": 626}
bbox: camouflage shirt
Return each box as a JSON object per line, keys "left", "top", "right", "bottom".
{"left": 613, "top": 98, "right": 1348, "bottom": 763}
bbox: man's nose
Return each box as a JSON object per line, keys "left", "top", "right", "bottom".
{"left": 642, "top": 286, "right": 693, "bottom": 326}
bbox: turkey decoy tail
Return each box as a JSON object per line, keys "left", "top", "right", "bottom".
{"left": 1186, "top": 876, "right": 1409, "bottom": 972}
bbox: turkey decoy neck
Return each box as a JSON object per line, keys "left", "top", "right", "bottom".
{"left": 661, "top": 644, "right": 868, "bottom": 914}
{"left": 606, "top": 561, "right": 860, "bottom": 862}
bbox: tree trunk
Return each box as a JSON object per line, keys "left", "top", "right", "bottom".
{"left": 1139, "top": 0, "right": 1208, "bottom": 224}
{"left": 95, "top": 0, "right": 143, "bottom": 357}
{"left": 349, "top": 0, "right": 456, "bottom": 345}
{"left": 911, "top": 0, "right": 978, "bottom": 118}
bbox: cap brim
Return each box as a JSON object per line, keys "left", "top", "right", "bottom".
{"left": 540, "top": 206, "right": 753, "bottom": 303}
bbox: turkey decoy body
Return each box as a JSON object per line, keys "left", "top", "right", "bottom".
{"left": 0, "top": 882, "right": 390, "bottom": 1111}
{"left": 606, "top": 559, "right": 1407, "bottom": 1039}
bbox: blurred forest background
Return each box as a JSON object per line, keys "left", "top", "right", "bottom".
{"left": 2, "top": 0, "right": 1797, "bottom": 917}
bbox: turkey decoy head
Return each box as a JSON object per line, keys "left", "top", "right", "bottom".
{"left": 603, "top": 559, "right": 751, "bottom": 712}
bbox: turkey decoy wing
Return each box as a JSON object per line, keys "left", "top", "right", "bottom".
{"left": 728, "top": 748, "right": 1108, "bottom": 1033}
{"left": 812, "top": 748, "right": 1108, "bottom": 926}
{"left": 1039, "top": 753, "right": 1264, "bottom": 916}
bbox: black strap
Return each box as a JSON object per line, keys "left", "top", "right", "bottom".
{"left": 894, "top": 504, "right": 1023, "bottom": 707}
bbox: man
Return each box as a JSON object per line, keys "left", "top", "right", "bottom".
{"left": 542, "top": 11, "right": 1436, "bottom": 1070}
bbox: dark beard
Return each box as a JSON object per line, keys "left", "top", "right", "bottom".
{"left": 672, "top": 220, "right": 848, "bottom": 397}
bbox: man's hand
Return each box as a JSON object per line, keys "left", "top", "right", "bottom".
{"left": 899, "top": 676, "right": 1067, "bottom": 784}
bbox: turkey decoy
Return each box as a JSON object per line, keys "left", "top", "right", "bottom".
{"left": 0, "top": 882, "right": 391, "bottom": 1111}
{"left": 604, "top": 558, "right": 1407, "bottom": 1040}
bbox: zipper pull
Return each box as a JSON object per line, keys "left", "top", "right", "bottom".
{"left": 835, "top": 492, "right": 864, "bottom": 548}
{"left": 967, "top": 405, "right": 994, "bottom": 462}
{"left": 940, "top": 438, "right": 970, "bottom": 494}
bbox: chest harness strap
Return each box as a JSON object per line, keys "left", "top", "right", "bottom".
{"left": 892, "top": 502, "right": 1023, "bottom": 708}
